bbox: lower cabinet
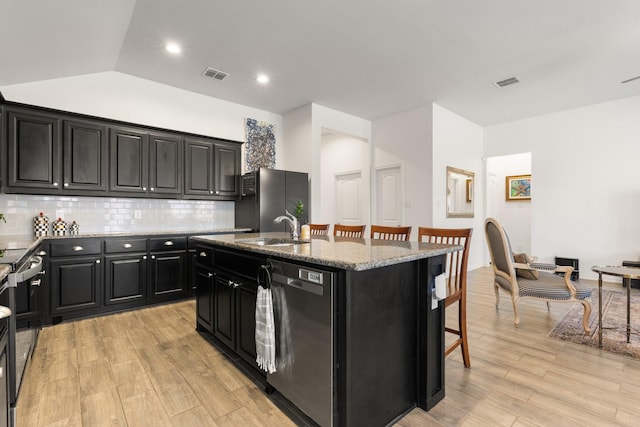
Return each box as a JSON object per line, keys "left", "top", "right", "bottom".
{"left": 150, "top": 250, "right": 186, "bottom": 298}
{"left": 104, "top": 253, "right": 148, "bottom": 304}
{"left": 49, "top": 256, "right": 102, "bottom": 314}
{"left": 195, "top": 247, "right": 263, "bottom": 369}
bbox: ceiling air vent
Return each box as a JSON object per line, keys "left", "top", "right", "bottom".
{"left": 493, "top": 76, "right": 520, "bottom": 88}
{"left": 202, "top": 67, "right": 229, "bottom": 81}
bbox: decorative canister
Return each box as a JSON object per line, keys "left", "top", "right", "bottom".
{"left": 69, "top": 221, "right": 79, "bottom": 235}
{"left": 52, "top": 218, "right": 67, "bottom": 236}
{"left": 33, "top": 212, "right": 49, "bottom": 237}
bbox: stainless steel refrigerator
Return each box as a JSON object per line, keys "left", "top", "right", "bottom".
{"left": 235, "top": 168, "right": 309, "bottom": 232}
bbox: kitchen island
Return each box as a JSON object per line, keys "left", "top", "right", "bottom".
{"left": 192, "top": 232, "right": 459, "bottom": 427}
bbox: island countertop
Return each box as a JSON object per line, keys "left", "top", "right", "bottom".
{"left": 191, "top": 232, "right": 460, "bottom": 271}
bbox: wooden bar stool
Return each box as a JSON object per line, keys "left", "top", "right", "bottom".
{"left": 333, "top": 224, "right": 366, "bottom": 238}
{"left": 308, "top": 224, "right": 330, "bottom": 235}
{"left": 418, "top": 226, "right": 472, "bottom": 367}
{"left": 370, "top": 225, "right": 412, "bottom": 241}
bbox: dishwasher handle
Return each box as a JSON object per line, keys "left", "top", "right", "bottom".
{"left": 272, "top": 272, "right": 324, "bottom": 296}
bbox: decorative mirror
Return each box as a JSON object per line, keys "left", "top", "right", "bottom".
{"left": 446, "top": 166, "right": 474, "bottom": 218}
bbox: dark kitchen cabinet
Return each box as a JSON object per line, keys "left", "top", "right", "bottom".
{"left": 2, "top": 99, "right": 242, "bottom": 200}
{"left": 109, "top": 126, "right": 149, "bottom": 194}
{"left": 184, "top": 138, "right": 240, "bottom": 199}
{"left": 149, "top": 237, "right": 187, "bottom": 300}
{"left": 104, "top": 239, "right": 149, "bottom": 306}
{"left": 49, "top": 255, "right": 102, "bottom": 315}
{"left": 203, "top": 247, "right": 262, "bottom": 368}
{"left": 214, "top": 141, "right": 240, "bottom": 197}
{"left": 149, "top": 133, "right": 182, "bottom": 196}
{"left": 6, "top": 109, "right": 59, "bottom": 190}
{"left": 195, "top": 245, "right": 214, "bottom": 333}
{"left": 63, "top": 120, "right": 108, "bottom": 192}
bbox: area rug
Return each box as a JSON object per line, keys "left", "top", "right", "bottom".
{"left": 548, "top": 289, "right": 640, "bottom": 359}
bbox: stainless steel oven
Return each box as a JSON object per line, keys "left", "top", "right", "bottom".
{"left": 5, "top": 253, "right": 43, "bottom": 425}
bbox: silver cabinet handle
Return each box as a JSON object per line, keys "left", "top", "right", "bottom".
{"left": 142, "top": 187, "right": 147, "bottom": 191}
{"left": 95, "top": 259, "right": 101, "bottom": 264}
{"left": 209, "top": 190, "right": 214, "bottom": 194}
{"left": 142, "top": 256, "right": 147, "bottom": 260}
{"left": 216, "top": 191, "right": 220, "bottom": 195}
{"left": 233, "top": 281, "right": 240, "bottom": 288}
{"left": 207, "top": 272, "right": 213, "bottom": 278}
{"left": 150, "top": 187, "right": 155, "bottom": 191}
{"left": 64, "top": 183, "right": 69, "bottom": 187}
{"left": 31, "top": 279, "right": 41, "bottom": 287}
{"left": 72, "top": 246, "right": 83, "bottom": 251}
{"left": 199, "top": 252, "right": 207, "bottom": 257}
{"left": 163, "top": 241, "right": 174, "bottom": 246}
{"left": 151, "top": 255, "right": 156, "bottom": 260}
{"left": 227, "top": 280, "right": 233, "bottom": 287}
{"left": 37, "top": 250, "right": 47, "bottom": 256}
{"left": 123, "top": 243, "right": 132, "bottom": 249}
{"left": 53, "top": 182, "right": 59, "bottom": 187}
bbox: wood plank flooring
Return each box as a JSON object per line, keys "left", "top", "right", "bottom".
{"left": 18, "top": 267, "right": 640, "bottom": 426}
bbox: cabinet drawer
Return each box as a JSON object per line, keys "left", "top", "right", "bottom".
{"left": 149, "top": 236, "right": 186, "bottom": 251}
{"left": 194, "top": 245, "right": 213, "bottom": 266}
{"left": 104, "top": 238, "right": 147, "bottom": 253}
{"left": 49, "top": 239, "right": 102, "bottom": 257}
{"left": 214, "top": 248, "right": 265, "bottom": 280}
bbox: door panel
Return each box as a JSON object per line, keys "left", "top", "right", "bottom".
{"left": 335, "top": 171, "right": 362, "bottom": 225}
{"left": 63, "top": 120, "right": 108, "bottom": 191}
{"left": 375, "top": 166, "right": 403, "bottom": 226}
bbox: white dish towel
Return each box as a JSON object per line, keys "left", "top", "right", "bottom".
{"left": 255, "top": 285, "right": 276, "bottom": 373}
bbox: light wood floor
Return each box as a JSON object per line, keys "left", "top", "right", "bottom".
{"left": 18, "top": 267, "right": 640, "bottom": 426}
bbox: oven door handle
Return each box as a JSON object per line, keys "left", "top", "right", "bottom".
{"left": 7, "top": 256, "right": 43, "bottom": 288}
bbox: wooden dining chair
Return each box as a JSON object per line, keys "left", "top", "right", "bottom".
{"left": 308, "top": 224, "right": 330, "bottom": 235}
{"left": 333, "top": 224, "right": 366, "bottom": 238}
{"left": 418, "top": 226, "right": 472, "bottom": 368}
{"left": 370, "top": 225, "right": 412, "bottom": 241}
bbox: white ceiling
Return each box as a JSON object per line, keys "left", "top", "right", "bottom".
{"left": 2, "top": 0, "right": 640, "bottom": 126}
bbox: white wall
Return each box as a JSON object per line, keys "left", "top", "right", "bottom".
{"left": 486, "top": 153, "right": 532, "bottom": 254}
{"left": 320, "top": 132, "right": 367, "bottom": 224}
{"left": 432, "top": 104, "right": 484, "bottom": 269}
{"left": 485, "top": 95, "right": 640, "bottom": 279}
{"left": 283, "top": 103, "right": 372, "bottom": 224}
{"left": 372, "top": 105, "right": 433, "bottom": 238}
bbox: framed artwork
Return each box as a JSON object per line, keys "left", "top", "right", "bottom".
{"left": 506, "top": 174, "right": 531, "bottom": 201}
{"left": 466, "top": 179, "right": 473, "bottom": 202}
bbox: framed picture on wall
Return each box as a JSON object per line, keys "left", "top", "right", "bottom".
{"left": 506, "top": 174, "right": 531, "bottom": 201}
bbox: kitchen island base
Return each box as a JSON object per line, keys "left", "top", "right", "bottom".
{"left": 193, "top": 235, "right": 450, "bottom": 427}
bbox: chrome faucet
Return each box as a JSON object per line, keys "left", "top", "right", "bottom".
{"left": 274, "top": 210, "right": 299, "bottom": 240}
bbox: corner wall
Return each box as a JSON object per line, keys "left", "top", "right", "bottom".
{"left": 484, "top": 95, "right": 640, "bottom": 279}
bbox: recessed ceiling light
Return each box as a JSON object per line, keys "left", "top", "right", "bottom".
{"left": 256, "top": 74, "right": 269, "bottom": 84}
{"left": 165, "top": 42, "right": 181, "bottom": 55}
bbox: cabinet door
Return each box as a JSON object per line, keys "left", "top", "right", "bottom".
{"left": 104, "top": 253, "right": 148, "bottom": 304}
{"left": 149, "top": 133, "right": 182, "bottom": 195}
{"left": 6, "top": 110, "right": 60, "bottom": 190}
{"left": 235, "top": 280, "right": 258, "bottom": 367}
{"left": 49, "top": 256, "right": 102, "bottom": 314}
{"left": 150, "top": 251, "right": 186, "bottom": 297}
{"left": 213, "top": 273, "right": 235, "bottom": 348}
{"left": 62, "top": 120, "right": 108, "bottom": 192}
{"left": 109, "top": 126, "right": 148, "bottom": 193}
{"left": 184, "top": 138, "right": 214, "bottom": 196}
{"left": 195, "top": 266, "right": 214, "bottom": 333}
{"left": 213, "top": 141, "right": 240, "bottom": 197}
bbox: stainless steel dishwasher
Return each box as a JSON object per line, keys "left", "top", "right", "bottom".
{"left": 265, "top": 258, "right": 334, "bottom": 427}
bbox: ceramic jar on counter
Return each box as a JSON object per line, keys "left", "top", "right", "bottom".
{"left": 34, "top": 212, "right": 49, "bottom": 237}
{"left": 52, "top": 218, "right": 67, "bottom": 236}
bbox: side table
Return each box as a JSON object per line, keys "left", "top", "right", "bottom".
{"left": 591, "top": 266, "right": 640, "bottom": 347}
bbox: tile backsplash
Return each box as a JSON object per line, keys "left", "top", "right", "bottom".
{"left": 0, "top": 194, "right": 235, "bottom": 236}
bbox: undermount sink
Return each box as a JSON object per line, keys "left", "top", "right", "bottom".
{"left": 239, "top": 237, "right": 310, "bottom": 247}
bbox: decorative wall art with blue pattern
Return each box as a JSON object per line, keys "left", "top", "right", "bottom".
{"left": 245, "top": 118, "right": 276, "bottom": 171}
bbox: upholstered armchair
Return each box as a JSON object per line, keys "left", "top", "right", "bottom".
{"left": 484, "top": 217, "right": 593, "bottom": 333}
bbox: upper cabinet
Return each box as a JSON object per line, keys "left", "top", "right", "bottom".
{"left": 6, "top": 109, "right": 60, "bottom": 190}
{"left": 2, "top": 101, "right": 241, "bottom": 200}
{"left": 184, "top": 138, "right": 240, "bottom": 199}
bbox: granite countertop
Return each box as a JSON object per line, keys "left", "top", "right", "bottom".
{"left": 192, "top": 232, "right": 461, "bottom": 271}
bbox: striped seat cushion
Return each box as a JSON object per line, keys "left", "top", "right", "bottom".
{"left": 518, "top": 271, "right": 592, "bottom": 300}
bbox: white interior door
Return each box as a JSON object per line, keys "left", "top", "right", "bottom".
{"left": 375, "top": 165, "right": 403, "bottom": 226}
{"left": 334, "top": 171, "right": 363, "bottom": 225}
